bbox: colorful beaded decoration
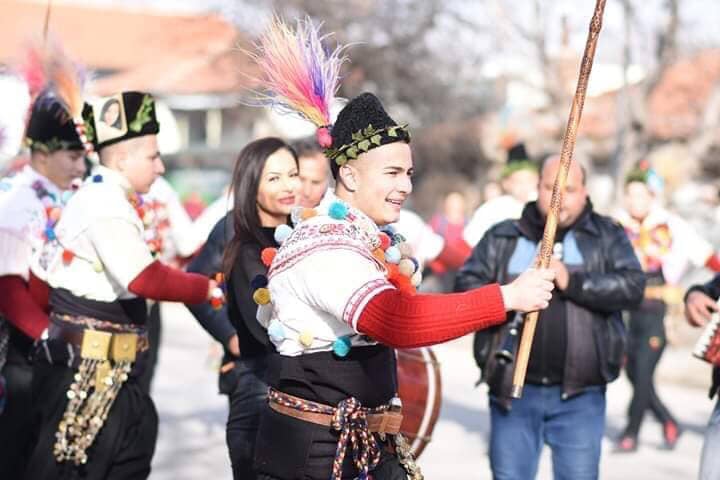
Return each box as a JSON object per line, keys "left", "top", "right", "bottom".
{"left": 252, "top": 198, "right": 422, "bottom": 357}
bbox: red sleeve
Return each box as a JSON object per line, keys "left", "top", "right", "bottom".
{"left": 28, "top": 271, "right": 50, "bottom": 312}
{"left": 0, "top": 275, "right": 49, "bottom": 340}
{"left": 128, "top": 260, "right": 209, "bottom": 304}
{"left": 356, "top": 284, "right": 506, "bottom": 349}
{"left": 706, "top": 254, "right": 720, "bottom": 273}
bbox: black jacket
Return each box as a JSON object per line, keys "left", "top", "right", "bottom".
{"left": 186, "top": 214, "right": 236, "bottom": 347}
{"left": 685, "top": 276, "right": 720, "bottom": 398}
{"left": 455, "top": 201, "right": 645, "bottom": 406}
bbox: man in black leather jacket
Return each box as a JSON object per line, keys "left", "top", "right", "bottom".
{"left": 455, "top": 155, "right": 644, "bottom": 480}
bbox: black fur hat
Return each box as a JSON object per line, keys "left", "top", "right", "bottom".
{"left": 325, "top": 92, "right": 410, "bottom": 177}
{"left": 82, "top": 91, "right": 160, "bottom": 151}
{"left": 25, "top": 93, "right": 85, "bottom": 153}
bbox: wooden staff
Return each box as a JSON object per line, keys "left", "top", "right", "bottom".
{"left": 43, "top": 0, "right": 53, "bottom": 42}
{"left": 511, "top": 0, "right": 607, "bottom": 399}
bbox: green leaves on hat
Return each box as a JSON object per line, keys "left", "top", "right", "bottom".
{"left": 129, "top": 95, "right": 154, "bottom": 133}
{"left": 324, "top": 123, "right": 410, "bottom": 166}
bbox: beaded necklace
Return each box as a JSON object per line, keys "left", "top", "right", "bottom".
{"left": 249, "top": 198, "right": 422, "bottom": 357}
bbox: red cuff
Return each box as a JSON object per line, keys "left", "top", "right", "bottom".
{"left": 0, "top": 275, "right": 49, "bottom": 339}
{"left": 356, "top": 284, "right": 506, "bottom": 348}
{"left": 128, "top": 260, "right": 209, "bottom": 304}
{"left": 706, "top": 254, "right": 720, "bottom": 273}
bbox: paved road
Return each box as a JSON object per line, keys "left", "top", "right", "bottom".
{"left": 151, "top": 304, "right": 714, "bottom": 479}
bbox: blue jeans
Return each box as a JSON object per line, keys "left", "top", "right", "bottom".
{"left": 489, "top": 385, "right": 606, "bottom": 480}
{"left": 700, "top": 398, "right": 720, "bottom": 480}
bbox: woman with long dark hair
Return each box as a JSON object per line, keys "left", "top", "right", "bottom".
{"left": 217, "top": 137, "right": 300, "bottom": 479}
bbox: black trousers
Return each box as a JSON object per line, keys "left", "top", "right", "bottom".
{"left": 137, "top": 302, "right": 162, "bottom": 395}
{"left": 255, "top": 406, "right": 410, "bottom": 480}
{"left": 256, "top": 452, "right": 408, "bottom": 480}
{"left": 623, "top": 302, "right": 675, "bottom": 437}
{"left": 0, "top": 338, "right": 34, "bottom": 478}
{"left": 24, "top": 360, "right": 158, "bottom": 480}
{"left": 223, "top": 355, "right": 270, "bottom": 480}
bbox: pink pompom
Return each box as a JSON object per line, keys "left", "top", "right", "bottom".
{"left": 316, "top": 127, "right": 332, "bottom": 148}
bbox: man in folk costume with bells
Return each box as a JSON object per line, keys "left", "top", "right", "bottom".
{"left": 24, "top": 91, "right": 223, "bottom": 480}
{"left": 0, "top": 45, "right": 88, "bottom": 478}
{"left": 246, "top": 18, "right": 555, "bottom": 480}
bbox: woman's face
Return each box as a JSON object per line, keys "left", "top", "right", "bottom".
{"left": 103, "top": 102, "right": 120, "bottom": 126}
{"left": 256, "top": 148, "right": 300, "bottom": 226}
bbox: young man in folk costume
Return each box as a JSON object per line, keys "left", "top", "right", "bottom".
{"left": 463, "top": 141, "right": 539, "bottom": 248}
{"left": 0, "top": 93, "right": 88, "bottom": 479}
{"left": 246, "top": 19, "right": 556, "bottom": 480}
{"left": 614, "top": 165, "right": 720, "bottom": 452}
{"left": 24, "top": 91, "right": 221, "bottom": 480}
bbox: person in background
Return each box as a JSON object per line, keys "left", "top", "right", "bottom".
{"left": 291, "top": 136, "right": 331, "bottom": 208}
{"left": 463, "top": 141, "right": 539, "bottom": 248}
{"left": 429, "top": 191, "right": 472, "bottom": 291}
{"left": 136, "top": 175, "right": 204, "bottom": 395}
{"left": 683, "top": 275, "right": 720, "bottom": 480}
{"left": 187, "top": 137, "right": 301, "bottom": 479}
{"left": 456, "top": 155, "right": 645, "bottom": 480}
{"left": 0, "top": 93, "right": 87, "bottom": 479}
{"left": 614, "top": 164, "right": 720, "bottom": 452}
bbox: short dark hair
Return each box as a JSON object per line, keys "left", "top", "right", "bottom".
{"left": 290, "top": 137, "right": 323, "bottom": 159}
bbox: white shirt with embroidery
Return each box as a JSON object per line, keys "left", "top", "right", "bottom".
{"left": 264, "top": 192, "right": 395, "bottom": 357}
{"left": 37, "top": 166, "right": 155, "bottom": 302}
{"left": 0, "top": 166, "right": 62, "bottom": 281}
{"left": 615, "top": 206, "right": 714, "bottom": 285}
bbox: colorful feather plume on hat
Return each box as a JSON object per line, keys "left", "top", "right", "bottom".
{"left": 245, "top": 16, "right": 347, "bottom": 148}
{"left": 18, "top": 40, "right": 88, "bottom": 120}
{"left": 16, "top": 39, "right": 95, "bottom": 159}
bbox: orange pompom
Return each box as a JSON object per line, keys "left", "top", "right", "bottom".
{"left": 385, "top": 263, "right": 400, "bottom": 282}
{"left": 261, "top": 248, "right": 277, "bottom": 267}
{"left": 301, "top": 208, "right": 318, "bottom": 220}
{"left": 48, "top": 207, "right": 62, "bottom": 222}
{"left": 389, "top": 272, "right": 416, "bottom": 295}
{"left": 372, "top": 248, "right": 386, "bottom": 263}
{"left": 61, "top": 249, "right": 75, "bottom": 264}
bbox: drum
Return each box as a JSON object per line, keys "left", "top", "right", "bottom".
{"left": 396, "top": 347, "right": 442, "bottom": 459}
